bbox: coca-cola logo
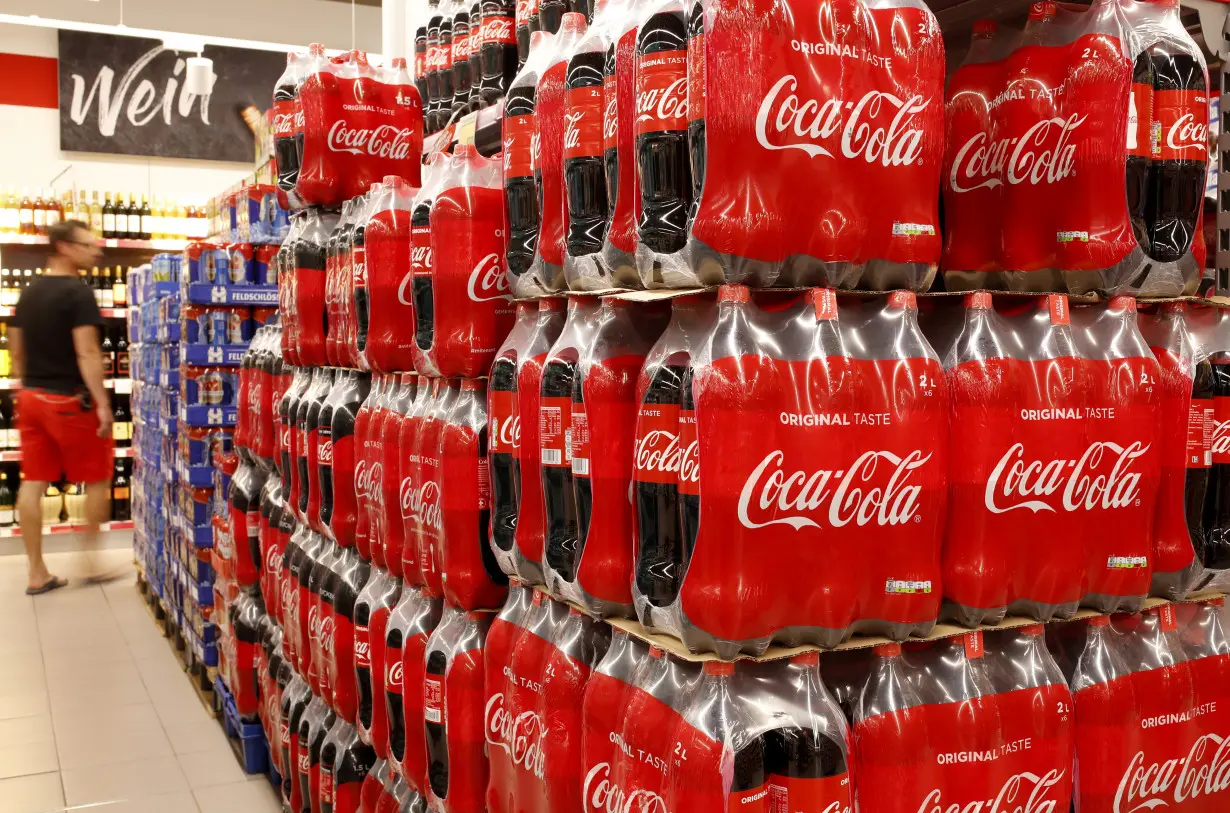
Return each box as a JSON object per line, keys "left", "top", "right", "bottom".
{"left": 319, "top": 440, "right": 334, "bottom": 466}
{"left": 949, "top": 115, "right": 1085, "bottom": 193}
{"left": 530, "top": 130, "right": 542, "bottom": 165}
{"left": 266, "top": 544, "right": 281, "bottom": 576}
{"left": 634, "top": 430, "right": 683, "bottom": 475}
{"left": 1215, "top": 419, "right": 1230, "bottom": 457}
{"left": 319, "top": 615, "right": 334, "bottom": 656}
{"left": 274, "top": 112, "right": 295, "bottom": 136}
{"left": 1114, "top": 735, "right": 1230, "bottom": 813}
{"left": 307, "top": 605, "right": 320, "bottom": 641}
{"left": 679, "top": 434, "right": 699, "bottom": 485}
{"left": 583, "top": 762, "right": 670, "bottom": 813}
{"left": 400, "top": 476, "right": 416, "bottom": 520}
{"left": 636, "top": 78, "right": 687, "bottom": 125}
{"left": 484, "top": 693, "right": 547, "bottom": 779}
{"left": 407, "top": 481, "right": 442, "bottom": 532}
{"left": 468, "top": 253, "right": 511, "bottom": 302}
{"left": 1166, "top": 112, "right": 1208, "bottom": 153}
{"left": 755, "top": 77, "right": 929, "bottom": 165}
{"left": 387, "top": 661, "right": 404, "bottom": 687}
{"left": 352, "top": 261, "right": 367, "bottom": 286}
{"left": 496, "top": 415, "right": 521, "bottom": 450}
{"left": 918, "top": 769, "right": 1066, "bottom": 813}
{"left": 984, "top": 441, "right": 1149, "bottom": 515}
{"left": 564, "top": 111, "right": 585, "bottom": 150}
{"left": 483, "top": 18, "right": 514, "bottom": 42}
{"left": 355, "top": 460, "right": 382, "bottom": 498}
{"left": 294, "top": 108, "right": 305, "bottom": 129}
{"left": 326, "top": 121, "right": 414, "bottom": 160}
{"left": 737, "top": 449, "right": 931, "bottom": 531}
{"left": 603, "top": 94, "right": 618, "bottom": 141}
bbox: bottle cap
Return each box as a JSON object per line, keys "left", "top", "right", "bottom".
{"left": 887, "top": 291, "right": 917, "bottom": 310}
{"left": 455, "top": 143, "right": 479, "bottom": 160}
{"left": 965, "top": 291, "right": 993, "bottom": 310}
{"left": 874, "top": 643, "right": 902, "bottom": 657}
{"left": 560, "top": 11, "right": 588, "bottom": 34}
{"left": 703, "top": 660, "right": 735, "bottom": 676}
{"left": 789, "top": 651, "right": 820, "bottom": 666}
{"left": 1020, "top": 624, "right": 1045, "bottom": 636}
{"left": 539, "top": 297, "right": 566, "bottom": 312}
{"left": 649, "top": 646, "right": 664, "bottom": 659}
{"left": 718, "top": 284, "right": 750, "bottom": 304}
{"left": 1107, "top": 295, "right": 1137, "bottom": 313}
{"left": 973, "top": 19, "right": 997, "bottom": 36}
{"left": 1088, "top": 615, "right": 1110, "bottom": 627}
{"left": 392, "top": 57, "right": 407, "bottom": 68}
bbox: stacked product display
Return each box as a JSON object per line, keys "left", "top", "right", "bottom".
{"left": 116, "top": 0, "right": 1230, "bottom": 807}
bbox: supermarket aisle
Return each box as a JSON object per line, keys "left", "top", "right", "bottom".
{"left": 0, "top": 549, "right": 282, "bottom": 813}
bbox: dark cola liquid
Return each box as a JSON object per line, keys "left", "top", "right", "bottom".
{"left": 386, "top": 624, "right": 407, "bottom": 762}
{"left": 354, "top": 573, "right": 382, "bottom": 732}
{"left": 411, "top": 201, "right": 435, "bottom": 352}
{"left": 678, "top": 366, "right": 699, "bottom": 570}
{"left": 636, "top": 10, "right": 692, "bottom": 255}
{"left": 425, "top": 651, "right": 449, "bottom": 799}
{"left": 732, "top": 737, "right": 767, "bottom": 800}
{"left": 1127, "top": 53, "right": 1152, "bottom": 251}
{"left": 286, "top": 687, "right": 312, "bottom": 811}
{"left": 426, "top": 6, "right": 444, "bottom": 132}
{"left": 1189, "top": 358, "right": 1215, "bottom": 561}
{"left": 542, "top": 358, "right": 581, "bottom": 581}
{"left": 318, "top": 391, "right": 337, "bottom": 529}
{"left": 766, "top": 726, "right": 848, "bottom": 791}
{"left": 415, "top": 28, "right": 429, "bottom": 102}
{"left": 490, "top": 358, "right": 519, "bottom": 553}
{"left": 480, "top": 0, "right": 517, "bottom": 102}
{"left": 565, "top": 49, "right": 609, "bottom": 257}
{"left": 538, "top": 0, "right": 566, "bottom": 32}
{"left": 452, "top": 8, "right": 471, "bottom": 117}
{"left": 476, "top": 419, "right": 508, "bottom": 583}
{"left": 1146, "top": 45, "right": 1207, "bottom": 263}
{"left": 635, "top": 363, "right": 685, "bottom": 607}
{"left": 275, "top": 80, "right": 300, "bottom": 192}
{"left": 353, "top": 217, "right": 369, "bottom": 353}
{"left": 505, "top": 87, "right": 540, "bottom": 283}
{"left": 573, "top": 370, "right": 593, "bottom": 557}
{"left": 437, "top": 16, "right": 456, "bottom": 127}
{"left": 1203, "top": 357, "right": 1230, "bottom": 568}
{"left": 603, "top": 44, "right": 618, "bottom": 211}
{"left": 687, "top": 1, "right": 705, "bottom": 228}
{"left": 309, "top": 709, "right": 337, "bottom": 809}
{"left": 292, "top": 222, "right": 329, "bottom": 364}
{"left": 468, "top": 3, "right": 483, "bottom": 112}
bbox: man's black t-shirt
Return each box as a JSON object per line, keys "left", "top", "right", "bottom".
{"left": 14, "top": 275, "right": 102, "bottom": 394}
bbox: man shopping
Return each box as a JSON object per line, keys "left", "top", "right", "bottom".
{"left": 12, "top": 219, "right": 118, "bottom": 594}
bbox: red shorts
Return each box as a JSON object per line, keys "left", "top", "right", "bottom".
{"left": 18, "top": 388, "right": 114, "bottom": 484}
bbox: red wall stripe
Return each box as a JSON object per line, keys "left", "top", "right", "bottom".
{"left": 0, "top": 53, "right": 58, "bottom": 109}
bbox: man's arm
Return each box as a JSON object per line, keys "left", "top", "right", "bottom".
{"left": 9, "top": 326, "right": 23, "bottom": 382}
{"left": 72, "top": 325, "right": 112, "bottom": 438}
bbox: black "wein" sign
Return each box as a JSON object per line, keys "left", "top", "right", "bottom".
{"left": 57, "top": 29, "right": 285, "bottom": 163}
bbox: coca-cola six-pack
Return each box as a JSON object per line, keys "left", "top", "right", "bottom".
{"left": 246, "top": 0, "right": 1228, "bottom": 810}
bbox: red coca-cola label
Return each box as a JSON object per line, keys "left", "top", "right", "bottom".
{"left": 504, "top": 114, "right": 536, "bottom": 179}
{"left": 635, "top": 50, "right": 688, "bottom": 135}
{"left": 944, "top": 33, "right": 1133, "bottom": 274}
{"left": 490, "top": 389, "right": 521, "bottom": 459}
{"left": 425, "top": 673, "right": 444, "bottom": 723}
{"left": 1153, "top": 90, "right": 1209, "bottom": 162}
{"left": 855, "top": 683, "right": 1072, "bottom": 813}
{"left": 632, "top": 404, "right": 681, "bottom": 485}
{"left": 540, "top": 396, "right": 573, "bottom": 468}
{"left": 602, "top": 74, "right": 619, "bottom": 154}
{"left": 274, "top": 99, "right": 296, "bottom": 137}
{"left": 947, "top": 355, "right": 1157, "bottom": 611}
{"left": 1214, "top": 394, "right": 1230, "bottom": 465}
{"left": 1187, "top": 398, "right": 1212, "bottom": 469}
{"left": 678, "top": 405, "right": 699, "bottom": 497}
{"left": 1128, "top": 82, "right": 1151, "bottom": 159}
{"left": 767, "top": 775, "right": 851, "bottom": 812}
{"left": 684, "top": 355, "right": 947, "bottom": 640}
{"left": 441, "top": 418, "right": 506, "bottom": 610}
{"left": 535, "top": 61, "right": 568, "bottom": 266}
{"left": 688, "top": 32, "right": 705, "bottom": 123}
{"left": 482, "top": 14, "right": 516, "bottom": 45}
{"left": 565, "top": 86, "right": 605, "bottom": 160}
{"left": 355, "top": 623, "right": 371, "bottom": 668}
{"left": 515, "top": 0, "right": 531, "bottom": 27}
{"left": 453, "top": 30, "right": 471, "bottom": 65}
{"left": 571, "top": 402, "right": 590, "bottom": 477}
{"left": 415, "top": 50, "right": 426, "bottom": 79}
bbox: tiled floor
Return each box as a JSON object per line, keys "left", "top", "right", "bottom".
{"left": 0, "top": 547, "right": 283, "bottom": 813}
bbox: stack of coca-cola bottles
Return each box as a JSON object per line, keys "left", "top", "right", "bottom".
{"left": 272, "top": 44, "right": 424, "bottom": 212}
{"left": 417, "top": 0, "right": 520, "bottom": 135}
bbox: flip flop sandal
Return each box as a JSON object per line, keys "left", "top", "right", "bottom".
{"left": 25, "top": 576, "right": 68, "bottom": 596}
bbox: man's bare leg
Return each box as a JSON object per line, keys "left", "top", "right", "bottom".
{"left": 80, "top": 479, "right": 119, "bottom": 582}
{"left": 19, "top": 479, "right": 52, "bottom": 590}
